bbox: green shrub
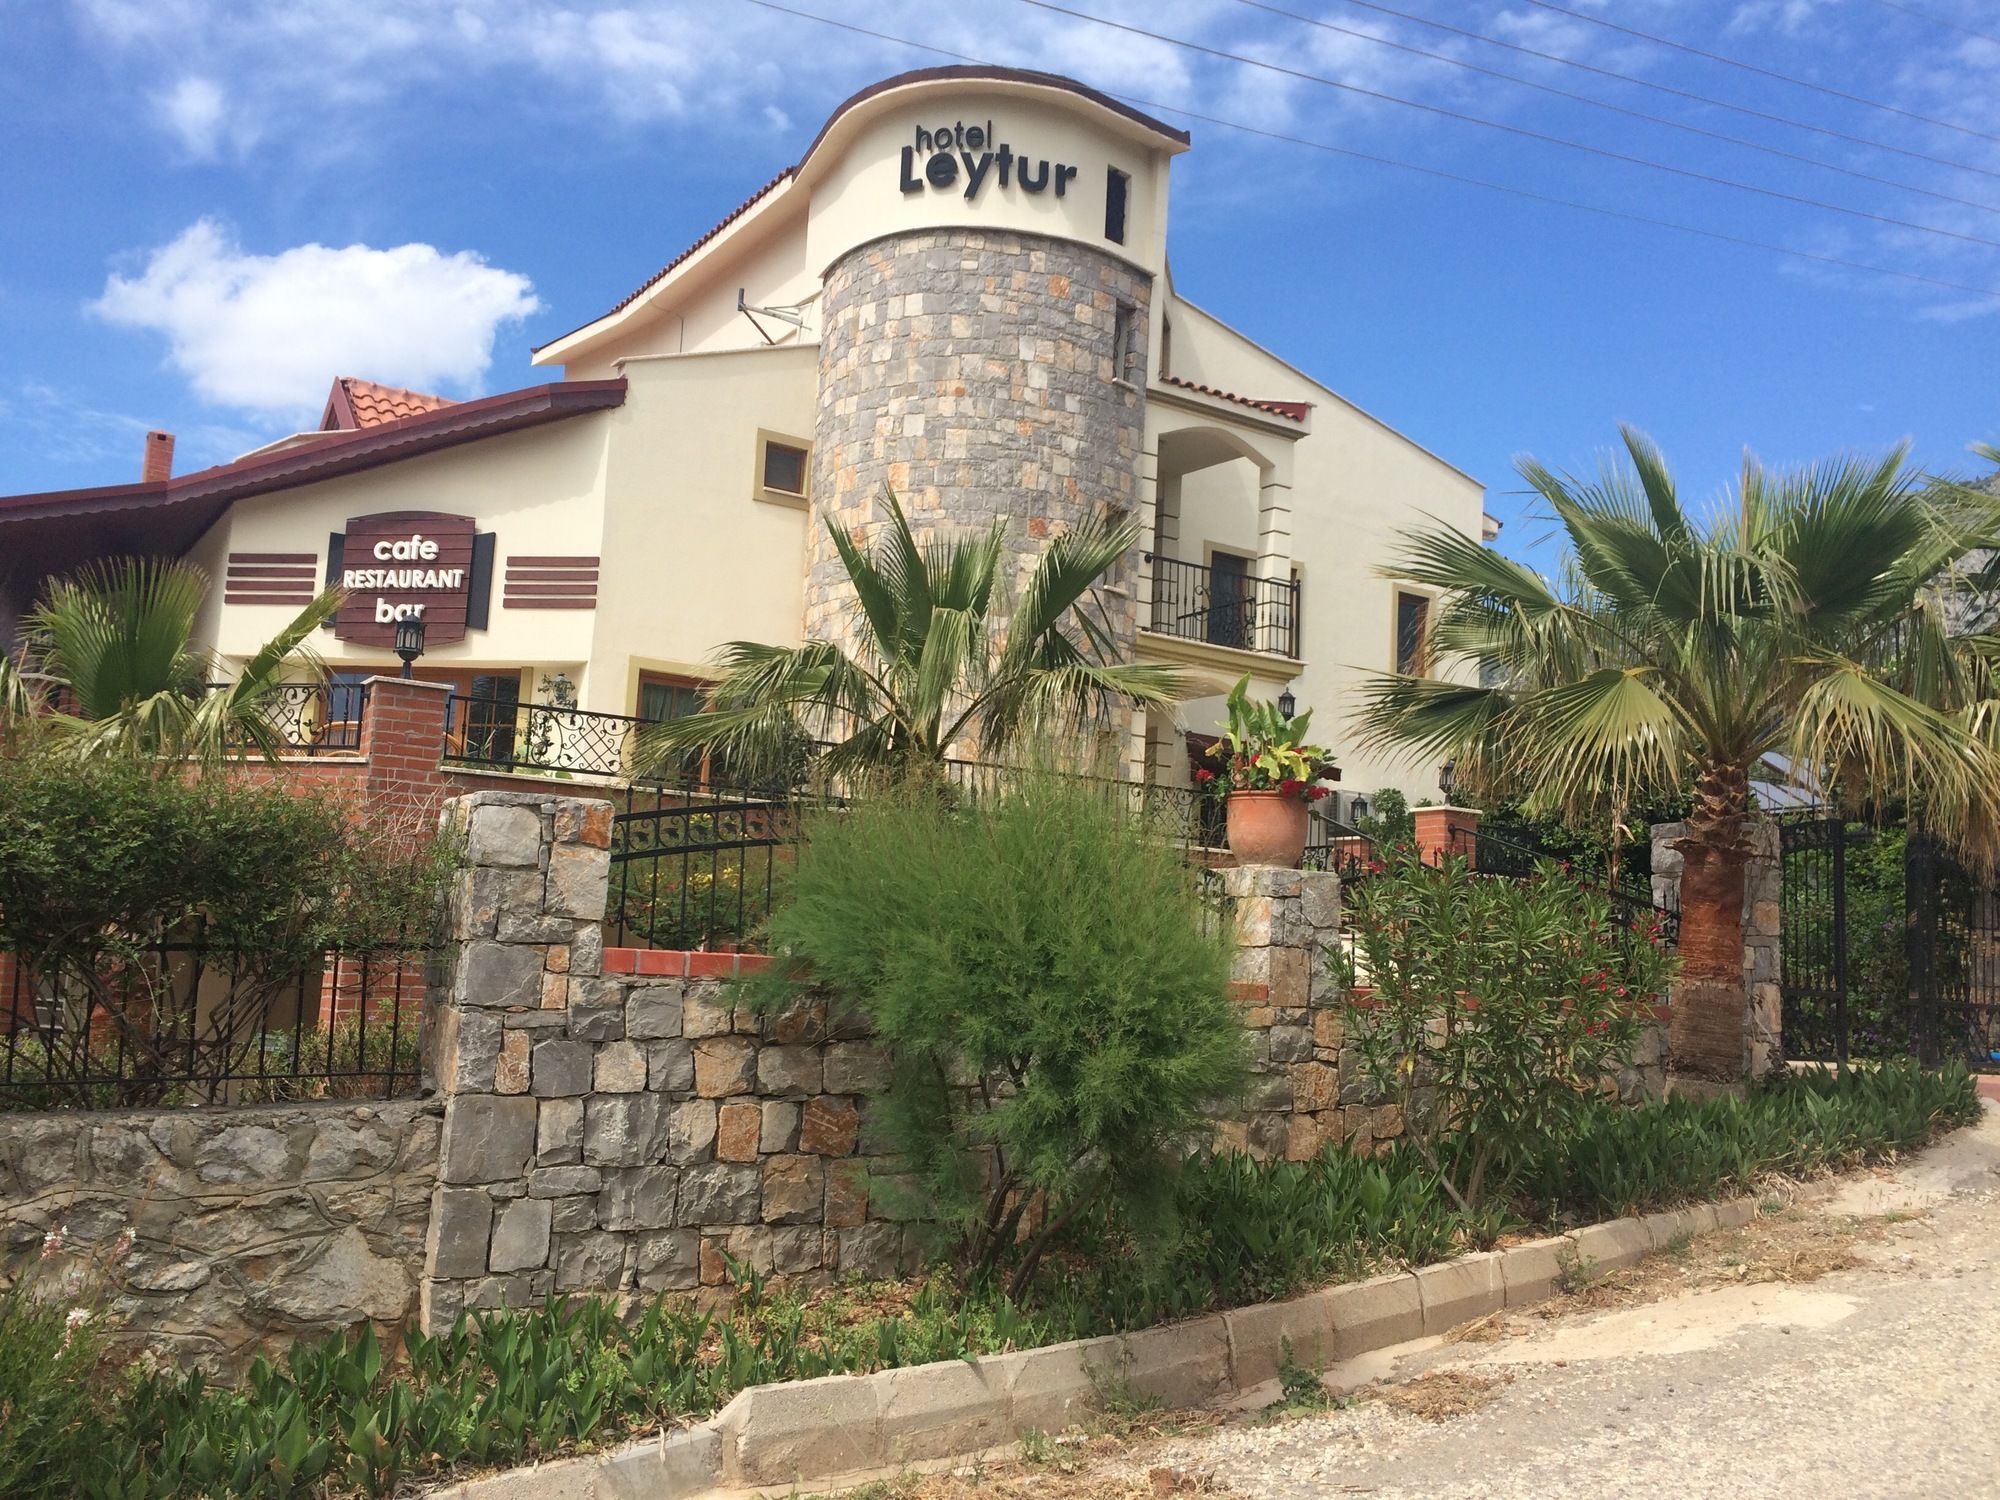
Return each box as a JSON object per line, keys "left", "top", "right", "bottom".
{"left": 752, "top": 766, "right": 1250, "bottom": 1293}
{"left": 0, "top": 754, "right": 446, "bottom": 1108}
{"left": 1331, "top": 851, "right": 1676, "bottom": 1213}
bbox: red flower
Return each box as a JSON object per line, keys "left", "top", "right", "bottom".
{"left": 1194, "top": 767, "right": 1215, "bottom": 785}
{"left": 1306, "top": 785, "right": 1332, "bottom": 802}
{"left": 1279, "top": 778, "right": 1305, "bottom": 798}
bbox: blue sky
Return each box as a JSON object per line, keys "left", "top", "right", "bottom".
{"left": 2, "top": 0, "right": 1997, "bottom": 570}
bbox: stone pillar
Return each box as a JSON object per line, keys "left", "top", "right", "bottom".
{"left": 1413, "top": 805, "right": 1481, "bottom": 867}
{"left": 1253, "top": 463, "right": 1294, "bottom": 657}
{"left": 421, "top": 790, "right": 612, "bottom": 1330}
{"left": 1219, "top": 864, "right": 1361, "bottom": 1162}
{"left": 1650, "top": 820, "right": 1781, "bottom": 1078}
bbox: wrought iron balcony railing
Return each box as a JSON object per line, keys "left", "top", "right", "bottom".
{"left": 1145, "top": 554, "right": 1300, "bottom": 660}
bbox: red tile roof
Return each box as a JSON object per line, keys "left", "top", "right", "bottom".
{"left": 0, "top": 381, "right": 626, "bottom": 581}
{"left": 1158, "top": 374, "right": 1309, "bottom": 423}
{"left": 322, "top": 376, "right": 457, "bottom": 431}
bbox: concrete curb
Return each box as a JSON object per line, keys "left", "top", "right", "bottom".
{"left": 427, "top": 1195, "right": 1762, "bottom": 1498}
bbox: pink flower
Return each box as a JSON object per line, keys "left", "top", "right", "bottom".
{"left": 1194, "top": 768, "right": 1215, "bottom": 785}
{"left": 1279, "top": 778, "right": 1305, "bottom": 798}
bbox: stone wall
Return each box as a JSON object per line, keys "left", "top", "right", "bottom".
{"left": 810, "top": 228, "right": 1150, "bottom": 650}
{"left": 0, "top": 1097, "right": 440, "bottom": 1372}
{"left": 1652, "top": 820, "right": 1781, "bottom": 1076}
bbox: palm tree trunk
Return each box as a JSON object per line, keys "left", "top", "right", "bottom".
{"left": 1669, "top": 760, "right": 1752, "bottom": 1080}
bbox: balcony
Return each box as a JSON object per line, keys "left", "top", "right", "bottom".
{"left": 1144, "top": 554, "right": 1300, "bottom": 661}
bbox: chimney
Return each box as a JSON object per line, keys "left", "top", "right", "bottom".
{"left": 142, "top": 430, "right": 175, "bottom": 484}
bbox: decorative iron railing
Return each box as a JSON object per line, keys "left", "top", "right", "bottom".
{"left": 208, "top": 680, "right": 369, "bottom": 755}
{"left": 1145, "top": 554, "right": 1301, "bottom": 659}
{"left": 443, "top": 695, "right": 646, "bottom": 780}
{"left": 1, "top": 935, "right": 432, "bottom": 1110}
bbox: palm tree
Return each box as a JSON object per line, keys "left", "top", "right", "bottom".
{"left": 5, "top": 557, "right": 340, "bottom": 762}
{"left": 1352, "top": 427, "right": 2000, "bottom": 1079}
{"left": 635, "top": 490, "right": 1186, "bottom": 779}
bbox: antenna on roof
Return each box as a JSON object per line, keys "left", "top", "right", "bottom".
{"left": 736, "top": 288, "right": 810, "bottom": 345}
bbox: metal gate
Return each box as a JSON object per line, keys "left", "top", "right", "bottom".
{"left": 1779, "top": 815, "right": 2000, "bottom": 1070}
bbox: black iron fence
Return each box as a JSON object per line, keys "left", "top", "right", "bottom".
{"left": 1, "top": 937, "right": 432, "bottom": 1110}
{"left": 1453, "top": 824, "right": 1679, "bottom": 945}
{"left": 1146, "top": 554, "right": 1301, "bottom": 659}
{"left": 1779, "top": 812, "right": 1999, "bottom": 1071}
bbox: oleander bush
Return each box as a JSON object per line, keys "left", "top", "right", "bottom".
{"left": 3, "top": 1064, "right": 1976, "bottom": 1497}
{"left": 1331, "top": 850, "right": 1676, "bottom": 1213}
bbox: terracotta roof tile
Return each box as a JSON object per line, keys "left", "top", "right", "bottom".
{"left": 322, "top": 377, "right": 457, "bottom": 431}
{"left": 1159, "top": 374, "right": 1308, "bottom": 423}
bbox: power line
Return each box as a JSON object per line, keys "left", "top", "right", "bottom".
{"left": 1229, "top": 0, "right": 2000, "bottom": 217}
{"left": 1866, "top": 0, "right": 2000, "bottom": 47}
{"left": 734, "top": 0, "right": 2000, "bottom": 304}
{"left": 1516, "top": 0, "right": 2000, "bottom": 146}
{"left": 1015, "top": 0, "right": 2000, "bottom": 253}
{"left": 1327, "top": 0, "right": 2000, "bottom": 185}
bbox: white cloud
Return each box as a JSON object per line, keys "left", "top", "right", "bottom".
{"left": 155, "top": 76, "right": 227, "bottom": 157}
{"left": 89, "top": 220, "right": 541, "bottom": 418}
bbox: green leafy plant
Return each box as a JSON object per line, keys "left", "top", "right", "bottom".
{"left": 4, "top": 557, "right": 340, "bottom": 763}
{"left": 1331, "top": 851, "right": 1676, "bottom": 1214}
{"left": 635, "top": 489, "right": 1186, "bottom": 779}
{"left": 748, "top": 764, "right": 1250, "bottom": 1294}
{"left": 0, "top": 754, "right": 446, "bottom": 1107}
{"left": 1202, "top": 675, "right": 1334, "bottom": 801}
{"left": 1353, "top": 429, "right": 2000, "bottom": 1077}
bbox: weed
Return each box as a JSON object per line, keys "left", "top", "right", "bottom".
{"left": 1662, "top": 1229, "right": 1695, "bottom": 1259}
{"left": 1554, "top": 1245, "right": 1598, "bottom": 1295}
{"left": 1017, "top": 1429, "right": 1055, "bottom": 1465}
{"left": 1275, "top": 1338, "right": 1330, "bottom": 1412}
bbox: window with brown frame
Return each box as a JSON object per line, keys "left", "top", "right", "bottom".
{"left": 1395, "top": 591, "right": 1431, "bottom": 677}
{"left": 756, "top": 431, "right": 811, "bottom": 505}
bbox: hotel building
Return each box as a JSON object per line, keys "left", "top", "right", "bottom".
{"left": 0, "top": 66, "right": 1493, "bottom": 807}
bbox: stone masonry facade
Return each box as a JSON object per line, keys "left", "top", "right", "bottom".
{"left": 419, "top": 795, "right": 1392, "bottom": 1329}
{"left": 0, "top": 1098, "right": 439, "bottom": 1373}
{"left": 421, "top": 791, "right": 917, "bottom": 1330}
{"left": 809, "top": 229, "right": 1150, "bottom": 653}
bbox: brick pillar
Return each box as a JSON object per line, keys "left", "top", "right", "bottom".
{"left": 1219, "top": 865, "right": 1353, "bottom": 1162}
{"left": 358, "top": 676, "right": 452, "bottom": 831}
{"left": 421, "top": 791, "right": 612, "bottom": 1331}
{"left": 1650, "top": 820, "right": 1780, "bottom": 1078}
{"left": 1412, "top": 805, "right": 1480, "bottom": 867}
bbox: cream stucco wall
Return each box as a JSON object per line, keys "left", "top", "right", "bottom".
{"left": 192, "top": 416, "right": 614, "bottom": 696}
{"left": 582, "top": 346, "right": 818, "bottom": 714}
{"left": 1157, "top": 292, "right": 1487, "bottom": 807}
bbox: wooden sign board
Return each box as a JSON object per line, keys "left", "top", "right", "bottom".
{"left": 333, "top": 511, "right": 476, "bottom": 646}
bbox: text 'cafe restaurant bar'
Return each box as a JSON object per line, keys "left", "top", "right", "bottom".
{"left": 0, "top": 66, "right": 1495, "bottom": 807}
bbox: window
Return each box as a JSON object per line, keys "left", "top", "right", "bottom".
{"left": 754, "top": 431, "right": 811, "bottom": 507}
{"left": 638, "top": 673, "right": 705, "bottom": 725}
{"left": 1105, "top": 167, "right": 1130, "bottom": 244}
{"left": 1396, "top": 591, "right": 1431, "bottom": 677}
{"left": 1112, "top": 302, "right": 1142, "bottom": 386}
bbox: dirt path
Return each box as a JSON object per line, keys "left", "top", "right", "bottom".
{"left": 841, "top": 1102, "right": 2000, "bottom": 1500}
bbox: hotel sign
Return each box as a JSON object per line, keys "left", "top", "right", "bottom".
{"left": 899, "top": 118, "right": 1079, "bottom": 201}
{"left": 332, "top": 511, "right": 481, "bottom": 646}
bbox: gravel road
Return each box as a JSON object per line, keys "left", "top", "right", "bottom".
{"left": 1129, "top": 1101, "right": 2000, "bottom": 1500}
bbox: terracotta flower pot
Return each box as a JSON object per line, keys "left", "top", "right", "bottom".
{"left": 1226, "top": 789, "right": 1308, "bottom": 868}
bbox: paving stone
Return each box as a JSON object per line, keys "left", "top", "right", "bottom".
{"left": 879, "top": 1357, "right": 1012, "bottom": 1462}
{"left": 1223, "top": 1288, "right": 1340, "bottom": 1387}
{"left": 1568, "top": 1216, "right": 1652, "bottom": 1274}
{"left": 1500, "top": 1235, "right": 1569, "bottom": 1307}
{"left": 1326, "top": 1271, "right": 1423, "bottom": 1360}
{"left": 730, "top": 1371, "right": 884, "bottom": 1486}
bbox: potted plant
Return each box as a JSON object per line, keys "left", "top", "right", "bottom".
{"left": 1202, "top": 675, "right": 1333, "bottom": 867}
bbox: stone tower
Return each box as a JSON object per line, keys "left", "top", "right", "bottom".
{"left": 807, "top": 228, "right": 1150, "bottom": 654}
